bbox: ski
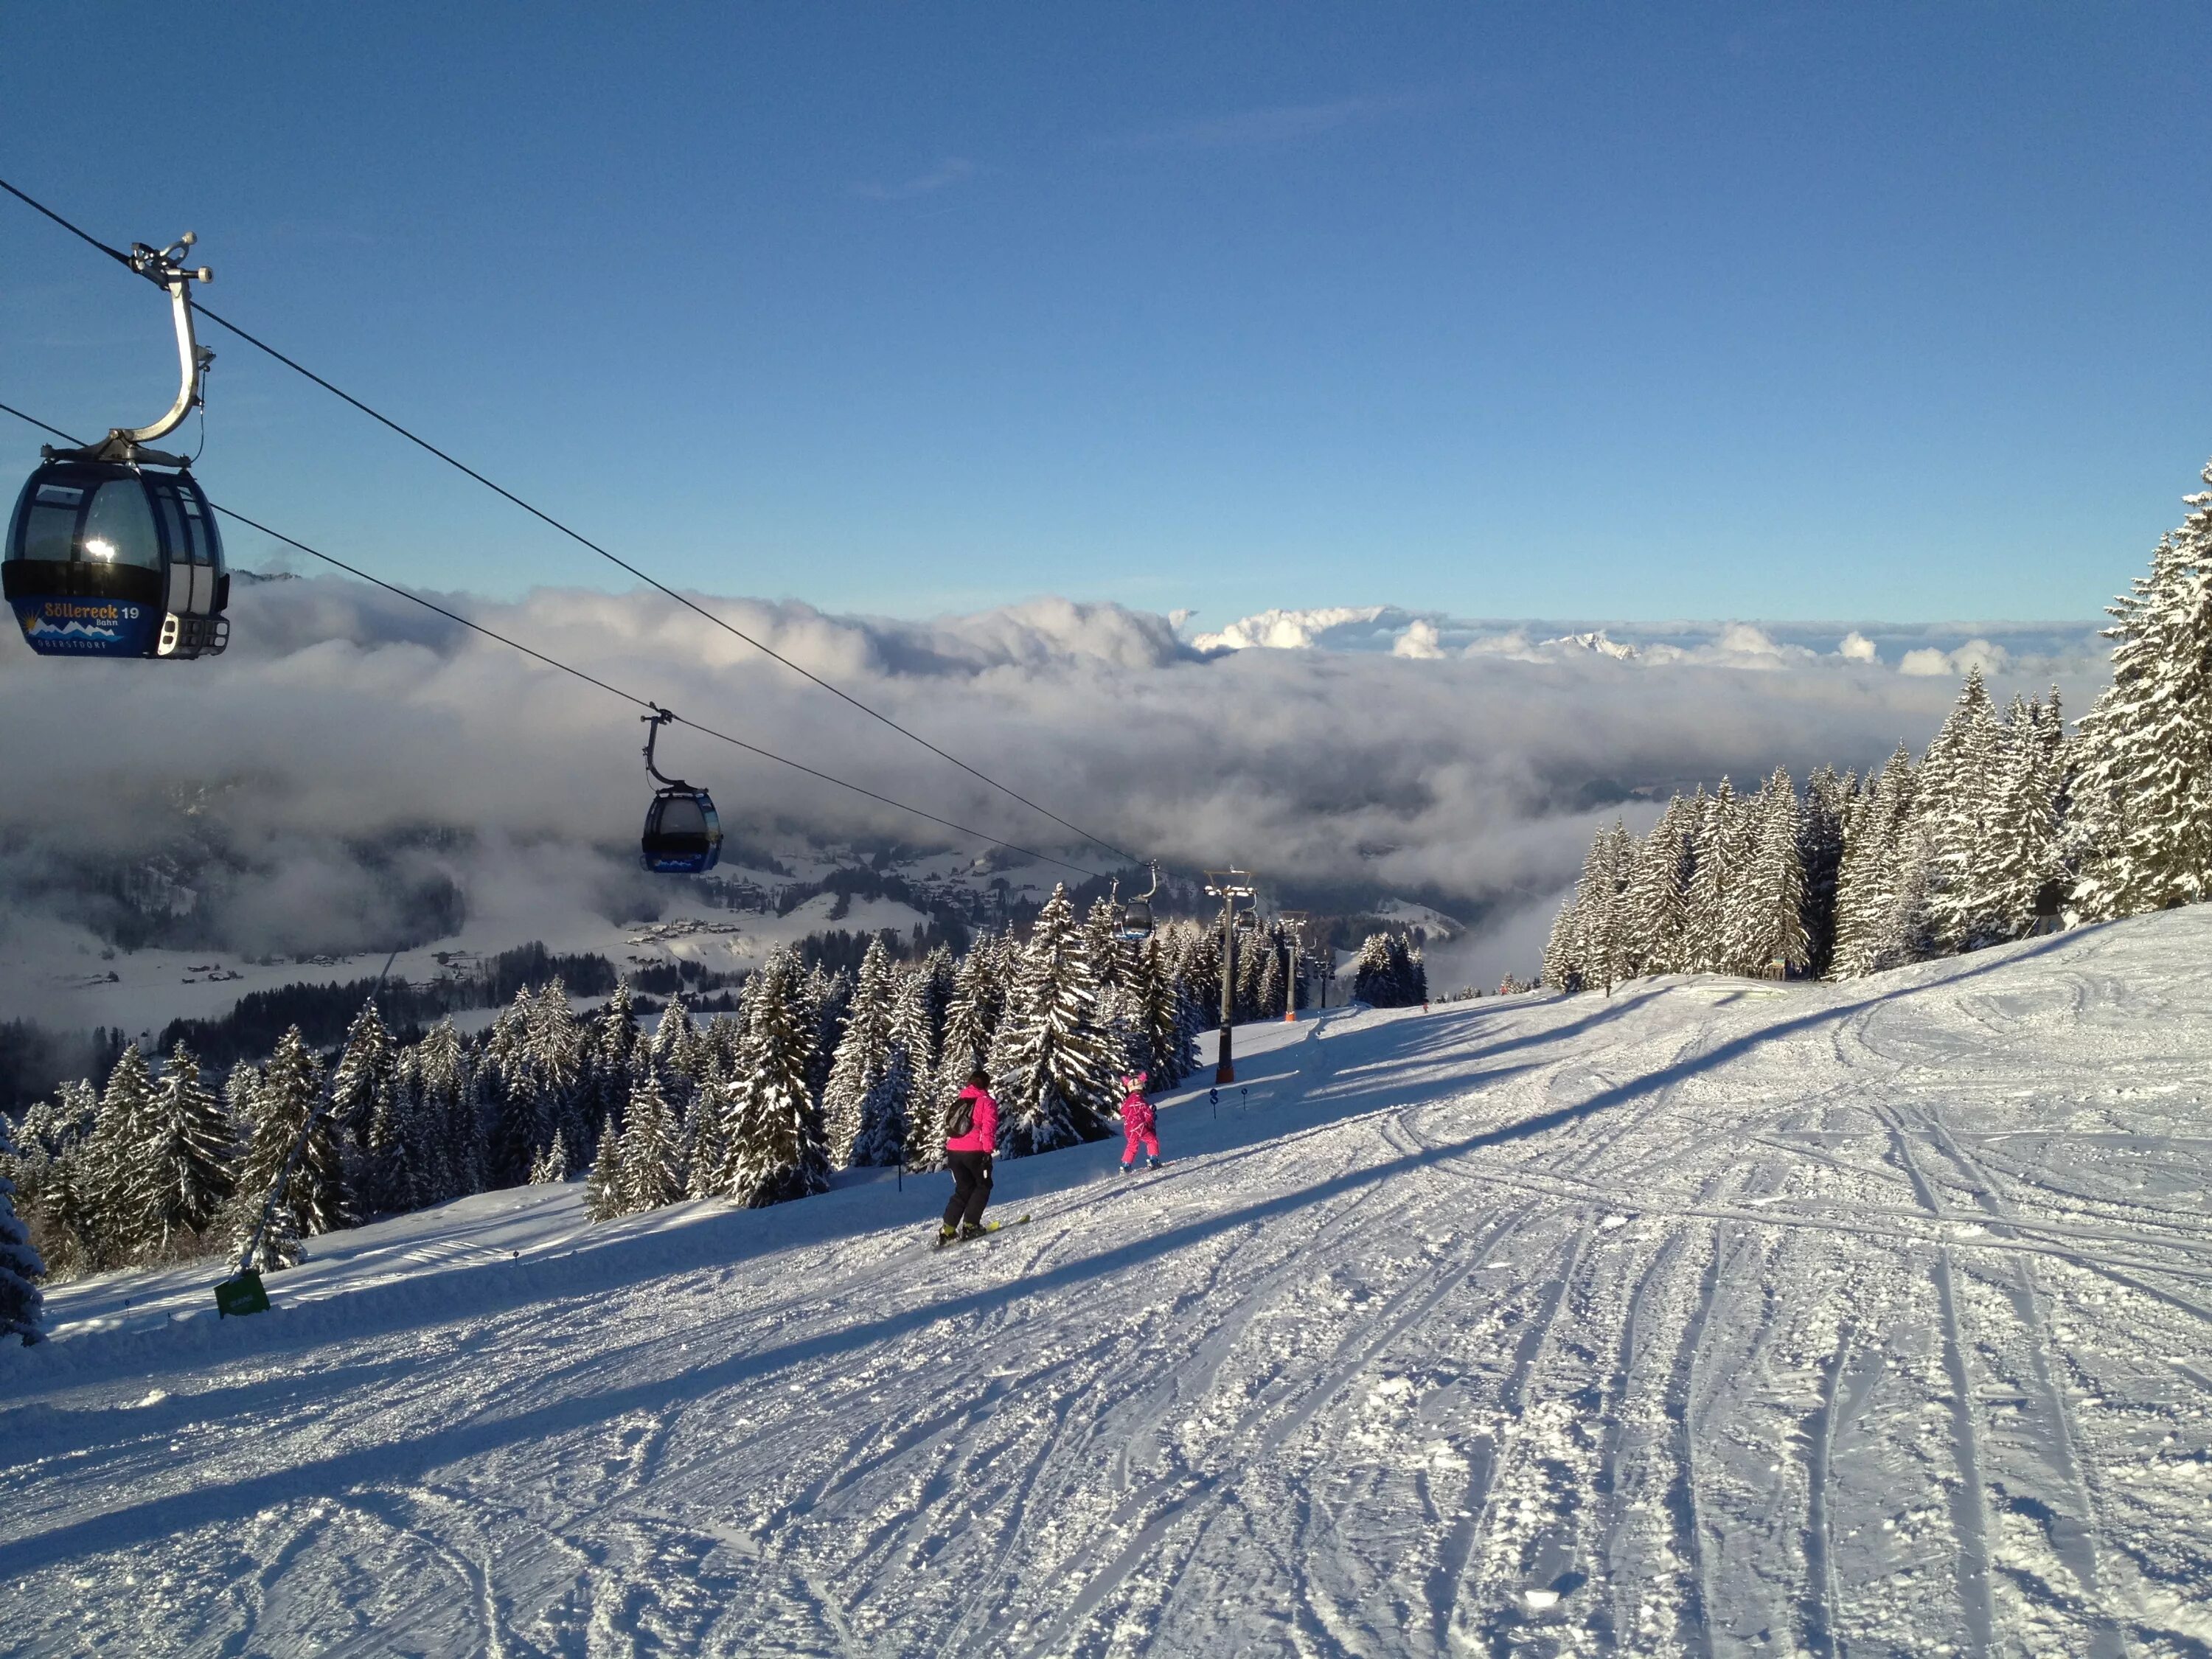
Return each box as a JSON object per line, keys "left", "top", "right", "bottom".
{"left": 932, "top": 1214, "right": 1032, "bottom": 1248}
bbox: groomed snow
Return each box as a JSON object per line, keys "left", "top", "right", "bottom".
{"left": 6, "top": 910, "right": 2212, "bottom": 1655}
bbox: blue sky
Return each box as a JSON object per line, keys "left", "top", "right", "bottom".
{"left": 4, "top": 3, "right": 2209, "bottom": 625}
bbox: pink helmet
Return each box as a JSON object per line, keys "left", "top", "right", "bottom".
{"left": 1122, "top": 1071, "right": 1149, "bottom": 1090}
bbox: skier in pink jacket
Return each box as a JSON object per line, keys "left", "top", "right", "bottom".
{"left": 938, "top": 1069, "right": 1000, "bottom": 1245}
{"left": 1118, "top": 1071, "right": 1161, "bottom": 1173}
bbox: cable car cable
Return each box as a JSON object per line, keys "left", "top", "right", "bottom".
{"left": 0, "top": 175, "right": 1145, "bottom": 871}
{"left": 1, "top": 399, "right": 1112, "bottom": 882}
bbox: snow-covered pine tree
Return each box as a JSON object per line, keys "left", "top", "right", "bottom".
{"left": 645, "top": 991, "right": 698, "bottom": 1113}
{"left": 585, "top": 1114, "right": 625, "bottom": 1220}
{"left": 1540, "top": 898, "right": 1581, "bottom": 992}
{"left": 1683, "top": 781, "right": 1738, "bottom": 973}
{"left": 409, "top": 1018, "right": 477, "bottom": 1205}
{"left": 2072, "top": 470, "right": 2212, "bottom": 917}
{"left": 83, "top": 1043, "right": 157, "bottom": 1266}
{"left": 15, "top": 1082, "right": 100, "bottom": 1279}
{"left": 1729, "top": 771, "right": 1809, "bottom": 978}
{"left": 1799, "top": 766, "right": 1854, "bottom": 977}
{"left": 1085, "top": 896, "right": 1127, "bottom": 991}
{"left": 481, "top": 985, "right": 541, "bottom": 1188}
{"left": 327, "top": 1000, "right": 397, "bottom": 1151}
{"left": 618, "top": 1071, "right": 684, "bottom": 1212}
{"left": 988, "top": 885, "right": 1118, "bottom": 1156}
{"left": 1567, "top": 823, "right": 1632, "bottom": 993}
{"left": 223, "top": 1058, "right": 261, "bottom": 1137}
{"left": 1254, "top": 943, "right": 1284, "bottom": 1023}
{"left": 1173, "top": 925, "right": 1223, "bottom": 1029}
{"left": 1623, "top": 797, "right": 1694, "bottom": 976}
{"left": 0, "top": 1109, "right": 45, "bottom": 1344}
{"left": 1352, "top": 932, "right": 1399, "bottom": 1004}
{"left": 802, "top": 964, "right": 850, "bottom": 1111}
{"left": 684, "top": 1077, "right": 734, "bottom": 1200}
{"left": 1130, "top": 936, "right": 1197, "bottom": 1088}
{"left": 586, "top": 983, "right": 642, "bottom": 1136}
{"left": 720, "top": 945, "right": 830, "bottom": 1208}
{"left": 1919, "top": 667, "right": 2004, "bottom": 952}
{"left": 1233, "top": 919, "right": 1268, "bottom": 1021}
{"left": 821, "top": 937, "right": 897, "bottom": 1168}
{"left": 234, "top": 1025, "right": 349, "bottom": 1257}
{"left": 131, "top": 1043, "right": 234, "bottom": 1257}
{"left": 880, "top": 963, "right": 937, "bottom": 1171}
{"left": 528, "top": 979, "right": 591, "bottom": 1155}
{"left": 1972, "top": 692, "right": 2068, "bottom": 938}
{"left": 529, "top": 1130, "right": 571, "bottom": 1184}
{"left": 1829, "top": 745, "right": 1916, "bottom": 978}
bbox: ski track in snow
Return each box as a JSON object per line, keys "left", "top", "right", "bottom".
{"left": 8, "top": 914, "right": 2212, "bottom": 1655}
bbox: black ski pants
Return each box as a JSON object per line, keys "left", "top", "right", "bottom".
{"left": 944, "top": 1150, "right": 993, "bottom": 1228}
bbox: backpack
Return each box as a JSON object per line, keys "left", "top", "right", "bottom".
{"left": 946, "top": 1090, "right": 976, "bottom": 1138}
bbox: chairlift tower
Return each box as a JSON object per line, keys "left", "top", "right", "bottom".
{"left": 1277, "top": 910, "right": 1310, "bottom": 1022}
{"left": 1204, "top": 869, "right": 1257, "bottom": 1082}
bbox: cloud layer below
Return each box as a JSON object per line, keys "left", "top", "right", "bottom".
{"left": 0, "top": 580, "right": 2110, "bottom": 972}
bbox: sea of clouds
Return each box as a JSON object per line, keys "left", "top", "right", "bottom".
{"left": 0, "top": 579, "right": 2110, "bottom": 983}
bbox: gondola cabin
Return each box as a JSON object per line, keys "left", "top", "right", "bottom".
{"left": 641, "top": 788, "right": 723, "bottom": 874}
{"left": 4, "top": 460, "right": 229, "bottom": 658}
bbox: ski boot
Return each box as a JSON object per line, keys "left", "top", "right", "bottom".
{"left": 1147, "top": 1157, "right": 1163, "bottom": 1170}
{"left": 1118, "top": 1162, "right": 1133, "bottom": 1175}
{"left": 959, "top": 1222, "right": 988, "bottom": 1242}
{"left": 935, "top": 1223, "right": 959, "bottom": 1248}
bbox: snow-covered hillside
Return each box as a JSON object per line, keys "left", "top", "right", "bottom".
{"left": 6, "top": 910, "right": 2212, "bottom": 1655}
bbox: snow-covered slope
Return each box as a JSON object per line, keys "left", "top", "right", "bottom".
{"left": 6, "top": 911, "right": 2212, "bottom": 1655}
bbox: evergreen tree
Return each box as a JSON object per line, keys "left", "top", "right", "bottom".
{"left": 644, "top": 991, "right": 698, "bottom": 1129}
{"left": 410, "top": 1018, "right": 477, "bottom": 1204}
{"left": 2072, "top": 473, "right": 2212, "bottom": 918}
{"left": 1540, "top": 898, "right": 1581, "bottom": 992}
{"left": 131, "top": 1043, "right": 234, "bottom": 1256}
{"left": 1351, "top": 932, "right": 1399, "bottom": 1004}
{"left": 529, "top": 1130, "right": 571, "bottom": 1184}
{"left": 618, "top": 1072, "right": 684, "bottom": 1211}
{"left": 720, "top": 946, "right": 831, "bottom": 1207}
{"left": 234, "top": 1026, "right": 349, "bottom": 1260}
{"left": 1830, "top": 746, "right": 1918, "bottom": 978}
{"left": 821, "top": 938, "right": 898, "bottom": 1168}
{"left": 1131, "top": 936, "right": 1198, "bottom": 1087}
{"left": 1966, "top": 694, "right": 2060, "bottom": 940}
{"left": 801, "top": 964, "right": 850, "bottom": 1111}
{"left": 1255, "top": 944, "right": 1284, "bottom": 1023}
{"left": 1624, "top": 798, "right": 1694, "bottom": 975}
{"left": 585, "top": 1114, "right": 625, "bottom": 1220}
{"left": 586, "top": 983, "right": 643, "bottom": 1134}
{"left": 1729, "top": 771, "right": 1809, "bottom": 978}
{"left": 327, "top": 1001, "right": 397, "bottom": 1151}
{"left": 883, "top": 964, "right": 939, "bottom": 1171}
{"left": 1684, "top": 781, "right": 1739, "bottom": 973}
{"left": 1799, "top": 766, "right": 1854, "bottom": 977}
{"left": 1919, "top": 667, "right": 2005, "bottom": 951}
{"left": 86, "top": 1044, "right": 157, "bottom": 1265}
{"left": 0, "top": 1110, "right": 45, "bottom": 1344}
{"left": 481, "top": 986, "right": 543, "bottom": 1187}
{"left": 988, "top": 886, "right": 1118, "bottom": 1156}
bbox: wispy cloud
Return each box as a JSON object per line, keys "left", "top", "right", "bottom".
{"left": 1096, "top": 91, "right": 1421, "bottom": 154}
{"left": 852, "top": 156, "right": 975, "bottom": 202}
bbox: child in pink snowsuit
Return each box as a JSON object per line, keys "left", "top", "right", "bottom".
{"left": 1118, "top": 1072, "right": 1161, "bottom": 1172}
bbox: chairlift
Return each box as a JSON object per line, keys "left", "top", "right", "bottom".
{"left": 1118, "top": 862, "right": 1158, "bottom": 942}
{"left": 4, "top": 234, "right": 229, "bottom": 659}
{"left": 639, "top": 709, "right": 723, "bottom": 874}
